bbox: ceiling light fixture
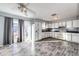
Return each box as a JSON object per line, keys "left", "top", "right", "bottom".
{"left": 18, "top": 3, "right": 27, "bottom": 14}
{"left": 51, "top": 13, "right": 60, "bottom": 20}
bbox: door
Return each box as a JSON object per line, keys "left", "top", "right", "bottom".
{"left": 13, "top": 19, "right": 19, "bottom": 43}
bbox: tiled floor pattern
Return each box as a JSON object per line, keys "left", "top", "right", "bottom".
{"left": 35, "top": 38, "right": 79, "bottom": 56}
{"left": 0, "top": 38, "right": 79, "bottom": 56}
{"left": 0, "top": 42, "right": 33, "bottom": 56}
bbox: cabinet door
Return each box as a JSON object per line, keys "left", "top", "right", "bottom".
{"left": 52, "top": 23, "right": 55, "bottom": 28}
{"left": 59, "top": 22, "right": 62, "bottom": 26}
{"left": 62, "top": 22, "right": 66, "bottom": 26}
{"left": 52, "top": 32, "right": 54, "bottom": 37}
{"left": 57, "top": 32, "right": 60, "bottom": 39}
{"left": 72, "top": 34, "right": 79, "bottom": 43}
{"left": 62, "top": 33, "right": 66, "bottom": 40}
{"left": 54, "top": 32, "right": 58, "bottom": 39}
{"left": 66, "top": 21, "right": 72, "bottom": 28}
{"left": 48, "top": 23, "right": 52, "bottom": 28}
{"left": 73, "top": 20, "right": 79, "bottom": 27}
{"left": 54, "top": 23, "right": 58, "bottom": 28}
{"left": 59, "top": 22, "right": 66, "bottom": 27}
{"left": 45, "top": 23, "right": 49, "bottom": 28}
{"left": 41, "top": 33, "right": 44, "bottom": 38}
{"left": 57, "top": 33, "right": 64, "bottom": 40}
{"left": 49, "top": 32, "right": 52, "bottom": 37}
{"left": 65, "top": 33, "right": 72, "bottom": 41}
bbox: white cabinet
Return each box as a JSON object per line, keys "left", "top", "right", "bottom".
{"left": 54, "top": 23, "right": 59, "bottom": 28}
{"left": 62, "top": 22, "right": 66, "bottom": 27}
{"left": 49, "top": 32, "right": 52, "bottom": 37}
{"left": 48, "top": 23, "right": 52, "bottom": 28}
{"left": 62, "top": 33, "right": 66, "bottom": 40}
{"left": 46, "top": 32, "right": 49, "bottom": 37}
{"left": 45, "top": 23, "right": 49, "bottom": 28}
{"left": 52, "top": 32, "right": 55, "bottom": 37}
{"left": 59, "top": 22, "right": 62, "bottom": 26}
{"left": 73, "top": 20, "right": 79, "bottom": 27}
{"left": 72, "top": 33, "right": 79, "bottom": 43}
{"left": 41, "top": 33, "right": 44, "bottom": 39}
{"left": 56, "top": 32, "right": 65, "bottom": 40}
{"left": 58, "top": 32, "right": 65, "bottom": 40}
{"left": 42, "top": 22, "right": 46, "bottom": 29}
{"left": 59, "top": 22, "right": 66, "bottom": 27}
{"left": 54, "top": 32, "right": 57, "bottom": 38}
{"left": 66, "top": 21, "right": 73, "bottom": 28}
{"left": 52, "top": 23, "right": 55, "bottom": 28}
{"left": 65, "top": 33, "right": 72, "bottom": 41}
{"left": 54, "top": 32, "right": 61, "bottom": 39}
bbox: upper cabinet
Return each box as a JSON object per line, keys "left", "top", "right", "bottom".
{"left": 48, "top": 23, "right": 52, "bottom": 28}
{"left": 42, "top": 22, "right": 46, "bottom": 29}
{"left": 62, "top": 22, "right": 66, "bottom": 27}
{"left": 59, "top": 22, "right": 62, "bottom": 26}
{"left": 59, "top": 22, "right": 66, "bottom": 27}
{"left": 52, "top": 23, "right": 55, "bottom": 28}
{"left": 54, "top": 23, "right": 59, "bottom": 28}
{"left": 73, "top": 20, "right": 79, "bottom": 27}
{"left": 66, "top": 21, "right": 73, "bottom": 28}
{"left": 45, "top": 23, "right": 49, "bottom": 28}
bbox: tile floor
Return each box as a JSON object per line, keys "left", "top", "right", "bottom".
{"left": 0, "top": 38, "right": 79, "bottom": 56}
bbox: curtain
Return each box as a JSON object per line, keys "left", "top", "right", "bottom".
{"left": 3, "top": 17, "right": 13, "bottom": 45}
{"left": 18, "top": 19, "right": 24, "bottom": 42}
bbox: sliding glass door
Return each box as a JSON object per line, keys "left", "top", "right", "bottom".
{"left": 13, "top": 19, "right": 19, "bottom": 43}
{"left": 3, "top": 17, "right": 36, "bottom": 45}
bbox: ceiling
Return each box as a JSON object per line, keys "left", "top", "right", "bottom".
{"left": 28, "top": 3, "right": 78, "bottom": 21}
{"left": 0, "top": 3, "right": 78, "bottom": 21}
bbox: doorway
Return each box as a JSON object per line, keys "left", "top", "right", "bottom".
{"left": 13, "top": 19, "right": 19, "bottom": 43}
{"left": 24, "top": 21, "right": 32, "bottom": 42}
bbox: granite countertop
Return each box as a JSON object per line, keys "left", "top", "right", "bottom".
{"left": 42, "top": 28, "right": 79, "bottom": 33}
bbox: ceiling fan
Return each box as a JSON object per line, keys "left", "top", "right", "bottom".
{"left": 18, "top": 3, "right": 36, "bottom": 15}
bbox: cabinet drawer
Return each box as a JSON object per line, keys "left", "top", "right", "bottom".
{"left": 65, "top": 33, "right": 72, "bottom": 41}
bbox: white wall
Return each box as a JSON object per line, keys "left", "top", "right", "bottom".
{"left": 0, "top": 16, "right": 4, "bottom": 46}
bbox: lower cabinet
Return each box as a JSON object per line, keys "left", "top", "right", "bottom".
{"left": 72, "top": 33, "right": 79, "bottom": 43}
{"left": 41, "top": 32, "right": 79, "bottom": 44}
{"left": 41, "top": 33, "right": 45, "bottom": 39}
{"left": 42, "top": 32, "right": 52, "bottom": 39}
{"left": 65, "top": 33, "right": 72, "bottom": 41}
{"left": 54, "top": 32, "right": 58, "bottom": 38}
{"left": 61, "top": 33, "right": 66, "bottom": 40}
{"left": 52, "top": 32, "right": 55, "bottom": 38}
